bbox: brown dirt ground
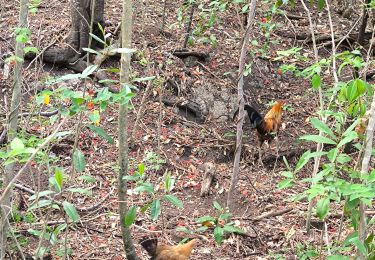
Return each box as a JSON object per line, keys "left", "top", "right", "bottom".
{"left": 1, "top": 0, "right": 373, "bottom": 259}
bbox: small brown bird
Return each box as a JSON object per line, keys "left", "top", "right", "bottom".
{"left": 234, "top": 100, "right": 285, "bottom": 163}
{"left": 140, "top": 237, "right": 197, "bottom": 260}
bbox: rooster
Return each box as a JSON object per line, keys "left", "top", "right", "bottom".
{"left": 140, "top": 237, "right": 197, "bottom": 260}
{"left": 234, "top": 100, "right": 285, "bottom": 163}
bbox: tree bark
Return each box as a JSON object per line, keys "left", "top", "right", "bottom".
{"left": 357, "top": 93, "right": 375, "bottom": 259}
{"left": 27, "top": 0, "right": 105, "bottom": 72}
{"left": 227, "top": 0, "right": 257, "bottom": 210}
{"left": 117, "top": 0, "right": 138, "bottom": 259}
{"left": 1, "top": 0, "right": 28, "bottom": 257}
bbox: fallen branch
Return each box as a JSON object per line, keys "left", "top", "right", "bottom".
{"left": 252, "top": 208, "right": 293, "bottom": 221}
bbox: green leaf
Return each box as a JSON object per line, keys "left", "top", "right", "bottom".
{"left": 123, "top": 175, "right": 139, "bottom": 181}
{"left": 175, "top": 227, "right": 190, "bottom": 234}
{"left": 337, "top": 131, "right": 358, "bottom": 148}
{"left": 78, "top": 175, "right": 96, "bottom": 183}
{"left": 316, "top": 197, "right": 329, "bottom": 220}
{"left": 196, "top": 216, "right": 216, "bottom": 223}
{"left": 86, "top": 125, "right": 114, "bottom": 144}
{"left": 310, "top": 118, "right": 335, "bottom": 139}
{"left": 54, "top": 167, "right": 64, "bottom": 191}
{"left": 150, "top": 199, "right": 161, "bottom": 221}
{"left": 213, "top": 201, "right": 223, "bottom": 211}
{"left": 300, "top": 135, "right": 336, "bottom": 145}
{"left": 349, "top": 236, "right": 367, "bottom": 255}
{"left": 81, "top": 65, "right": 98, "bottom": 78}
{"left": 89, "top": 33, "right": 106, "bottom": 45}
{"left": 138, "top": 164, "right": 145, "bottom": 176}
{"left": 132, "top": 76, "right": 155, "bottom": 82}
{"left": 222, "top": 225, "right": 244, "bottom": 234}
{"left": 278, "top": 179, "right": 294, "bottom": 189}
{"left": 317, "top": 0, "right": 324, "bottom": 9}
{"left": 327, "top": 148, "right": 338, "bottom": 162}
{"left": 72, "top": 149, "right": 85, "bottom": 172}
{"left": 82, "top": 47, "right": 101, "bottom": 55}
{"left": 326, "top": 256, "right": 350, "bottom": 260}
{"left": 164, "top": 195, "right": 183, "bottom": 208}
{"left": 218, "top": 212, "right": 231, "bottom": 221}
{"left": 11, "top": 138, "right": 25, "bottom": 150}
{"left": 214, "top": 227, "right": 224, "bottom": 244}
{"left": 62, "top": 201, "right": 80, "bottom": 222}
{"left": 66, "top": 188, "right": 92, "bottom": 196}
{"left": 195, "top": 226, "right": 209, "bottom": 233}
{"left": 295, "top": 150, "right": 312, "bottom": 172}
{"left": 28, "top": 200, "right": 53, "bottom": 211}
{"left": 311, "top": 74, "right": 321, "bottom": 89}
{"left": 28, "top": 190, "right": 55, "bottom": 201}
{"left": 343, "top": 119, "right": 360, "bottom": 136}
{"left": 164, "top": 172, "right": 175, "bottom": 192}
{"left": 134, "top": 182, "right": 154, "bottom": 194}
{"left": 124, "top": 206, "right": 137, "bottom": 227}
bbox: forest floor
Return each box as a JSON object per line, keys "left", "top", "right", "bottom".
{"left": 0, "top": 0, "right": 373, "bottom": 259}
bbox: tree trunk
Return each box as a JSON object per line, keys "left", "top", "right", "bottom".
{"left": 1, "top": 0, "right": 29, "bottom": 257}
{"left": 27, "top": 0, "right": 105, "bottom": 72}
{"left": 117, "top": 0, "right": 138, "bottom": 259}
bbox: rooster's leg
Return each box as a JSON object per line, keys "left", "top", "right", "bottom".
{"left": 258, "top": 144, "right": 264, "bottom": 166}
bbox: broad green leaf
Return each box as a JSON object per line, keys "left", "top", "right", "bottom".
{"left": 337, "top": 131, "right": 358, "bottom": 148}
{"left": 150, "top": 199, "right": 161, "bottom": 221}
{"left": 327, "top": 148, "right": 338, "bottom": 162}
{"left": 196, "top": 216, "right": 216, "bottom": 223}
{"left": 196, "top": 226, "right": 209, "bottom": 233}
{"left": 81, "top": 65, "right": 98, "bottom": 78}
{"left": 86, "top": 125, "right": 114, "bottom": 144}
{"left": 281, "top": 171, "right": 293, "bottom": 178}
{"left": 72, "top": 149, "right": 85, "bottom": 172}
{"left": 343, "top": 119, "right": 360, "bottom": 136}
{"left": 311, "top": 74, "right": 321, "bottom": 89}
{"left": 11, "top": 138, "right": 25, "bottom": 150}
{"left": 214, "top": 227, "right": 224, "bottom": 244}
{"left": 78, "top": 175, "right": 97, "bottom": 183}
{"left": 62, "top": 201, "right": 80, "bottom": 222}
{"left": 54, "top": 167, "right": 64, "bottom": 191}
{"left": 124, "top": 206, "right": 137, "bottom": 227}
{"left": 349, "top": 237, "right": 367, "bottom": 255}
{"left": 134, "top": 182, "right": 154, "bottom": 194}
{"left": 66, "top": 188, "right": 92, "bottom": 196}
{"left": 300, "top": 135, "right": 336, "bottom": 145}
{"left": 28, "top": 200, "right": 53, "bottom": 211}
{"left": 123, "top": 175, "right": 139, "bottom": 181}
{"left": 218, "top": 212, "right": 231, "bottom": 221}
{"left": 28, "top": 190, "right": 55, "bottom": 201}
{"left": 295, "top": 150, "right": 312, "bottom": 172}
{"left": 310, "top": 118, "right": 335, "bottom": 139}
{"left": 89, "top": 33, "right": 106, "bottom": 45}
{"left": 175, "top": 227, "right": 190, "bottom": 233}
{"left": 164, "top": 173, "right": 175, "bottom": 192}
{"left": 316, "top": 197, "right": 329, "bottom": 220}
{"left": 278, "top": 179, "right": 294, "bottom": 189}
{"left": 138, "top": 163, "right": 145, "bottom": 175}
{"left": 164, "top": 195, "right": 183, "bottom": 208}
{"left": 222, "top": 225, "right": 244, "bottom": 234}
{"left": 49, "top": 176, "right": 61, "bottom": 193}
